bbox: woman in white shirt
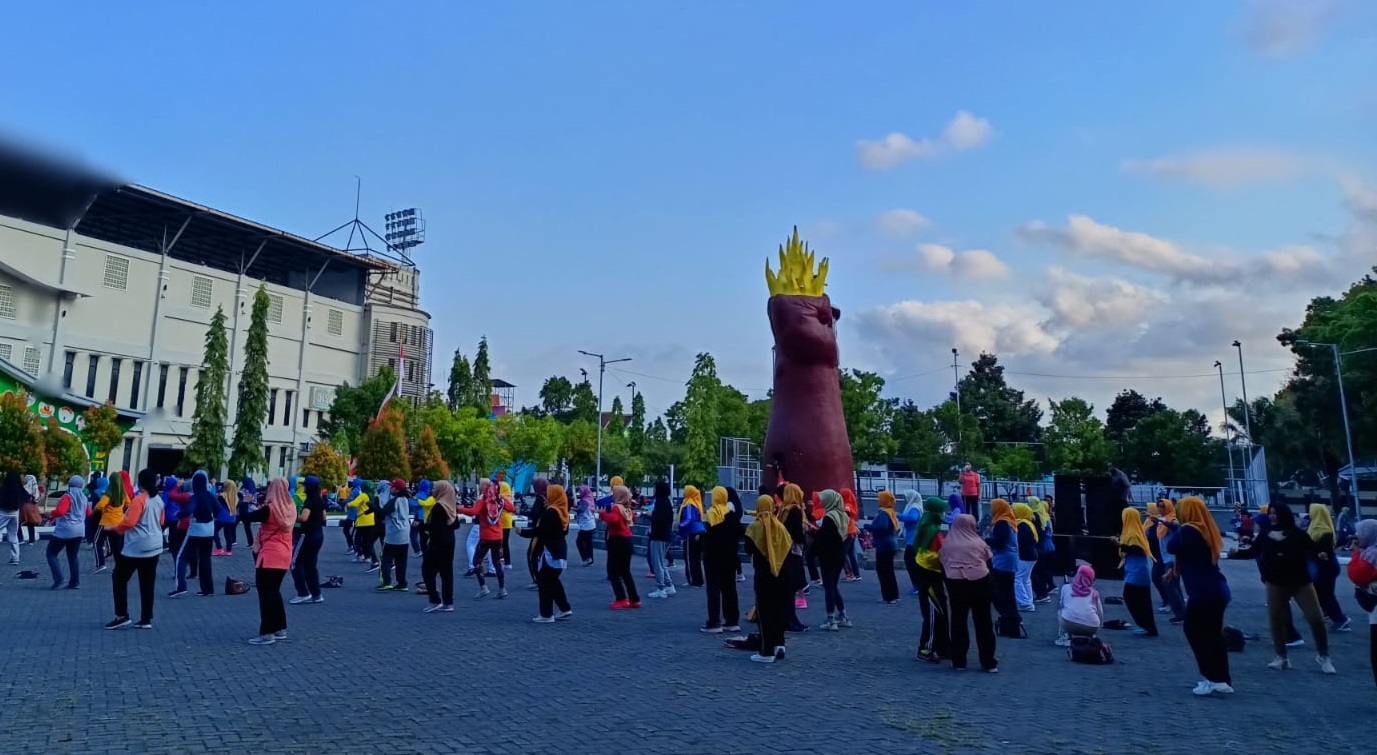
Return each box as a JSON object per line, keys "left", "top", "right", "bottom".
{"left": 1056, "top": 564, "right": 1104, "bottom": 647}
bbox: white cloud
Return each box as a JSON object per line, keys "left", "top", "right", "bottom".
{"left": 1244, "top": 0, "right": 1342, "bottom": 58}
{"left": 1120, "top": 148, "right": 1310, "bottom": 187}
{"left": 850, "top": 299, "right": 1058, "bottom": 359}
{"left": 1342, "top": 177, "right": 1377, "bottom": 221}
{"left": 886, "top": 243, "right": 1011, "bottom": 280}
{"left": 1036, "top": 267, "right": 1167, "bottom": 330}
{"left": 857, "top": 110, "right": 994, "bottom": 170}
{"left": 875, "top": 208, "right": 931, "bottom": 236}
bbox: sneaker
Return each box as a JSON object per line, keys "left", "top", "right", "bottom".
{"left": 1157, "top": 605, "right": 1172, "bottom": 614}
{"left": 195, "top": 591, "right": 213, "bottom": 597}
{"left": 663, "top": 585, "right": 676, "bottom": 596}
{"left": 986, "top": 667, "right": 999, "bottom": 674}
{"left": 422, "top": 603, "right": 442, "bottom": 613}
{"left": 310, "top": 595, "right": 325, "bottom": 604}
{"left": 93, "top": 565, "right": 109, "bottom": 574}
{"left": 1316, "top": 655, "right": 1336, "bottom": 675}
{"left": 1285, "top": 638, "right": 1305, "bottom": 649}
{"left": 1132, "top": 628, "right": 1152, "bottom": 637}
{"left": 700, "top": 624, "right": 723, "bottom": 634}
{"left": 273, "top": 631, "right": 287, "bottom": 640}
{"left": 627, "top": 601, "right": 642, "bottom": 609}
{"left": 463, "top": 569, "right": 476, "bottom": 577}
{"left": 167, "top": 589, "right": 187, "bottom": 598}
{"left": 212, "top": 549, "right": 225, "bottom": 556}
{"left": 1208, "top": 682, "right": 1234, "bottom": 694}
{"left": 134, "top": 621, "right": 153, "bottom": 630}
{"left": 366, "top": 564, "right": 380, "bottom": 574}
{"left": 1332, "top": 618, "right": 1352, "bottom": 633}
{"left": 648, "top": 590, "right": 666, "bottom": 599}
{"left": 1035, "top": 596, "right": 1052, "bottom": 605}
{"left": 1267, "top": 656, "right": 1292, "bottom": 671}
{"left": 736, "top": 574, "right": 745, "bottom": 582}
{"left": 795, "top": 597, "right": 808, "bottom": 609}
{"left": 916, "top": 649, "right": 940, "bottom": 664}
{"left": 1191, "top": 681, "right": 1213, "bottom": 696}
{"left": 496, "top": 588, "right": 509, "bottom": 600}
{"left": 248, "top": 635, "right": 276, "bottom": 645}
{"left": 1054, "top": 634, "right": 1071, "bottom": 648}
{"left": 609, "top": 600, "right": 632, "bottom": 610}
{"left": 532, "top": 616, "right": 556, "bottom": 624}
{"left": 527, "top": 582, "right": 539, "bottom": 591}
{"left": 749, "top": 653, "right": 776, "bottom": 664}
{"left": 821, "top": 619, "right": 838, "bottom": 632}
{"left": 289, "top": 596, "right": 312, "bottom": 605}
{"left": 723, "top": 624, "right": 740, "bottom": 632}
{"left": 886, "top": 600, "right": 900, "bottom": 606}
{"left": 473, "top": 588, "right": 491, "bottom": 600}
{"left": 555, "top": 610, "right": 574, "bottom": 620}
{"left": 436, "top": 605, "right": 455, "bottom": 612}
{"left": 837, "top": 615, "right": 854, "bottom": 629}
{"left": 376, "top": 584, "right": 396, "bottom": 592}
{"left": 104, "top": 617, "right": 132, "bottom": 630}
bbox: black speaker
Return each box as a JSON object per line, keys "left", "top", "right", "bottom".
{"left": 1086, "top": 536, "right": 1123, "bottom": 580}
{"left": 1049, "top": 534, "right": 1078, "bottom": 576}
{"left": 1083, "top": 476, "right": 1119, "bottom": 537}
{"left": 1053, "top": 475, "right": 1083, "bottom": 535}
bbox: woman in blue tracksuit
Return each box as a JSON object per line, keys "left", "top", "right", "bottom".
{"left": 678, "top": 485, "right": 707, "bottom": 588}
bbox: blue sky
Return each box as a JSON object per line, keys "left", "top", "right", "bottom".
{"left": 2, "top": 1, "right": 1374, "bottom": 424}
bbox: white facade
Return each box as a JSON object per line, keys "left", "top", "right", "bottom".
{"left": 0, "top": 188, "right": 431, "bottom": 477}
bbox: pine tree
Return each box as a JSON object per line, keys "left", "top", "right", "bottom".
{"left": 185, "top": 306, "right": 230, "bottom": 474}
{"left": 446, "top": 349, "right": 472, "bottom": 411}
{"left": 629, "top": 391, "right": 647, "bottom": 454}
{"left": 681, "top": 352, "right": 721, "bottom": 487}
{"left": 469, "top": 336, "right": 493, "bottom": 416}
{"left": 409, "top": 425, "right": 450, "bottom": 481}
{"left": 228, "top": 285, "right": 271, "bottom": 480}
{"left": 356, "top": 407, "right": 411, "bottom": 481}
{"left": 608, "top": 395, "right": 626, "bottom": 433}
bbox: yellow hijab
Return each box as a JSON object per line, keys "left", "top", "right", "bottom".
{"left": 1118, "top": 507, "right": 1153, "bottom": 564}
{"left": 1012, "top": 502, "right": 1039, "bottom": 542}
{"left": 746, "top": 494, "right": 791, "bottom": 577}
{"left": 680, "top": 485, "right": 704, "bottom": 520}
{"left": 1308, "top": 504, "right": 1335, "bottom": 542}
{"left": 1154, "top": 499, "right": 1176, "bottom": 540}
{"left": 707, "top": 486, "right": 730, "bottom": 526}
{"left": 876, "top": 490, "right": 898, "bottom": 529}
{"left": 609, "top": 476, "right": 624, "bottom": 489}
{"left": 219, "top": 479, "right": 239, "bottom": 516}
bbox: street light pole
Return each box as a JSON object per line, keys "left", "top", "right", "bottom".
{"left": 1233, "top": 340, "right": 1252, "bottom": 508}
{"left": 1215, "top": 361, "right": 1237, "bottom": 505}
{"left": 1297, "top": 341, "right": 1360, "bottom": 516}
{"left": 579, "top": 350, "right": 631, "bottom": 490}
{"left": 952, "top": 348, "right": 961, "bottom": 443}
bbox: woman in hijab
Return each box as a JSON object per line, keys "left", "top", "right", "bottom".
{"left": 0, "top": 471, "right": 28, "bottom": 564}
{"left": 1011, "top": 502, "right": 1040, "bottom": 612}
{"left": 1307, "top": 504, "right": 1349, "bottom": 633}
{"left": 1116, "top": 507, "right": 1158, "bottom": 637}
{"left": 701, "top": 486, "right": 742, "bottom": 633}
{"left": 1056, "top": 565, "right": 1104, "bottom": 646}
{"left": 940, "top": 514, "right": 997, "bottom": 672}
{"left": 646, "top": 480, "right": 676, "bottom": 598}
{"left": 914, "top": 496, "right": 950, "bottom": 662}
{"left": 289, "top": 476, "right": 327, "bottom": 605}
{"left": 677, "top": 485, "right": 707, "bottom": 588}
{"left": 1029, "top": 497, "right": 1056, "bottom": 601}
{"left": 600, "top": 485, "right": 641, "bottom": 609}
{"left": 1229, "top": 501, "right": 1333, "bottom": 674}
{"left": 92, "top": 476, "right": 121, "bottom": 573}
{"left": 105, "top": 470, "right": 164, "bottom": 630}
{"left": 20, "top": 474, "right": 41, "bottom": 544}
{"left": 745, "top": 494, "right": 793, "bottom": 663}
{"left": 531, "top": 483, "right": 574, "bottom": 623}
{"left": 865, "top": 490, "right": 900, "bottom": 604}
{"left": 1166, "top": 496, "right": 1234, "bottom": 696}
{"left": 1146, "top": 501, "right": 1186, "bottom": 622}
{"left": 815, "top": 489, "right": 853, "bottom": 631}
{"left": 242, "top": 478, "right": 296, "bottom": 644}
{"left": 1345, "top": 519, "right": 1377, "bottom": 687}
{"left": 213, "top": 479, "right": 239, "bottom": 556}
{"left": 573, "top": 484, "right": 597, "bottom": 567}
{"left": 985, "top": 499, "right": 1023, "bottom": 638}
{"left": 898, "top": 491, "right": 925, "bottom": 595}
{"left": 840, "top": 489, "right": 862, "bottom": 582}
{"left": 172, "top": 470, "right": 217, "bottom": 598}
{"left": 776, "top": 483, "right": 810, "bottom": 631}
{"left": 422, "top": 480, "right": 462, "bottom": 613}
{"left": 46, "top": 476, "right": 88, "bottom": 589}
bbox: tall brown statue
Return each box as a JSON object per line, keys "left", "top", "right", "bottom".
{"left": 761, "top": 227, "right": 853, "bottom": 496}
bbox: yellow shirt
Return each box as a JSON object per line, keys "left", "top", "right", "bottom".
{"left": 500, "top": 496, "right": 514, "bottom": 529}
{"left": 353, "top": 492, "right": 375, "bottom": 527}
{"left": 95, "top": 495, "right": 125, "bottom": 527}
{"left": 419, "top": 495, "right": 436, "bottom": 521}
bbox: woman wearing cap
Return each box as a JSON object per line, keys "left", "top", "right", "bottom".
{"left": 377, "top": 479, "right": 413, "bottom": 592}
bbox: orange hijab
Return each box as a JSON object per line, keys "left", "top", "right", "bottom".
{"left": 1177, "top": 496, "right": 1222, "bottom": 563}
{"left": 990, "top": 498, "right": 1018, "bottom": 535}
{"left": 546, "top": 484, "right": 570, "bottom": 530}
{"left": 876, "top": 490, "right": 898, "bottom": 529}
{"left": 841, "top": 489, "right": 860, "bottom": 535}
{"left": 1155, "top": 499, "right": 1176, "bottom": 540}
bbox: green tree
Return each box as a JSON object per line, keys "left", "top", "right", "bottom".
{"left": 410, "top": 425, "right": 451, "bottom": 481}
{"left": 680, "top": 352, "right": 721, "bottom": 487}
{"left": 745, "top": 396, "right": 771, "bottom": 448}
{"left": 664, "top": 401, "right": 686, "bottom": 443}
{"left": 890, "top": 400, "right": 945, "bottom": 478}
{"left": 932, "top": 400, "right": 988, "bottom": 478}
{"left": 559, "top": 418, "right": 598, "bottom": 477}
{"left": 628, "top": 391, "right": 647, "bottom": 453}
{"left": 539, "top": 376, "right": 575, "bottom": 419}
{"left": 607, "top": 395, "right": 626, "bottom": 434}
{"left": 641, "top": 417, "right": 682, "bottom": 480}
{"left": 956, "top": 353, "right": 1042, "bottom": 444}
{"left": 839, "top": 369, "right": 896, "bottom": 472}
{"left": 43, "top": 420, "right": 87, "bottom": 479}
{"left": 356, "top": 407, "right": 411, "bottom": 481}
{"left": 319, "top": 367, "right": 396, "bottom": 456}
{"left": 0, "top": 392, "right": 44, "bottom": 476}
{"left": 1227, "top": 393, "right": 1316, "bottom": 484}
{"left": 570, "top": 378, "right": 598, "bottom": 424}
{"left": 1105, "top": 389, "right": 1167, "bottom": 447}
{"left": 714, "top": 384, "right": 751, "bottom": 440}
{"left": 185, "top": 305, "right": 230, "bottom": 474}
{"left": 497, "top": 413, "right": 561, "bottom": 471}
{"left": 989, "top": 444, "right": 1039, "bottom": 481}
{"left": 1120, "top": 408, "right": 1224, "bottom": 487}
{"left": 1044, "top": 397, "right": 1113, "bottom": 475}
{"left": 446, "top": 348, "right": 472, "bottom": 411}
{"left": 469, "top": 336, "right": 493, "bottom": 416}
{"left": 81, "top": 402, "right": 125, "bottom": 469}
{"left": 228, "top": 284, "right": 271, "bottom": 480}
{"left": 301, "top": 440, "right": 349, "bottom": 489}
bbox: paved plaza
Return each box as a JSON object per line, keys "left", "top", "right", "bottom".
{"left": 1, "top": 531, "right": 1372, "bottom": 754}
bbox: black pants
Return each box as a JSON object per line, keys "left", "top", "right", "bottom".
{"left": 605, "top": 536, "right": 639, "bottom": 603}
{"left": 917, "top": 566, "right": 950, "bottom": 656}
{"left": 176, "top": 536, "right": 213, "bottom": 594}
{"left": 341, "top": 520, "right": 354, "bottom": 550}
{"left": 46, "top": 537, "right": 82, "bottom": 587}
{"left": 113, "top": 554, "right": 158, "bottom": 623}
{"left": 805, "top": 543, "right": 821, "bottom": 583}
{"left": 380, "top": 543, "right": 409, "bottom": 588}
{"left": 473, "top": 540, "right": 504, "bottom": 589}
{"left": 1032, "top": 551, "right": 1056, "bottom": 599}
{"left": 423, "top": 544, "right": 455, "bottom": 605}
{"left": 1370, "top": 623, "right": 1376, "bottom": 689}
{"left": 902, "top": 545, "right": 923, "bottom": 591}
{"left": 874, "top": 549, "right": 899, "bottom": 602}
{"left": 820, "top": 560, "right": 846, "bottom": 616}
{"left": 22, "top": 523, "right": 36, "bottom": 543}
{"left": 526, "top": 533, "right": 541, "bottom": 581}
{"left": 241, "top": 519, "right": 255, "bottom": 548}
{"left": 1150, "top": 560, "right": 1186, "bottom": 619}
{"left": 576, "top": 529, "right": 594, "bottom": 563}
{"left": 214, "top": 521, "right": 237, "bottom": 551}
{"left": 500, "top": 527, "right": 511, "bottom": 565}
{"left": 256, "top": 567, "right": 287, "bottom": 636}
{"left": 946, "top": 575, "right": 997, "bottom": 670}
{"left": 684, "top": 533, "right": 705, "bottom": 587}
{"left": 754, "top": 570, "right": 790, "bottom": 654}
{"left": 784, "top": 552, "right": 806, "bottom": 631}
{"left": 1183, "top": 597, "right": 1231, "bottom": 684}
{"left": 95, "top": 530, "right": 123, "bottom": 568}
{"left": 843, "top": 535, "right": 859, "bottom": 577}
{"left": 537, "top": 563, "right": 571, "bottom": 618}
{"left": 963, "top": 495, "right": 980, "bottom": 522}
{"left": 1124, "top": 582, "right": 1158, "bottom": 635}
{"left": 991, "top": 569, "right": 1022, "bottom": 634}
{"left": 167, "top": 527, "right": 186, "bottom": 573}
{"left": 1313, "top": 561, "right": 1347, "bottom": 624}
{"left": 358, "top": 526, "right": 380, "bottom": 564}
{"left": 705, "top": 555, "right": 740, "bottom": 628}
{"left": 291, "top": 528, "right": 324, "bottom": 599}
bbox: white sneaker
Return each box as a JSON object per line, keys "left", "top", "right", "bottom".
{"left": 422, "top": 603, "right": 442, "bottom": 613}
{"left": 1267, "top": 656, "right": 1291, "bottom": 671}
{"left": 1191, "top": 680, "right": 1212, "bottom": 696}
{"left": 247, "top": 635, "right": 276, "bottom": 646}
{"left": 1285, "top": 638, "right": 1305, "bottom": 648}
{"left": 555, "top": 610, "right": 574, "bottom": 621}
{"left": 664, "top": 585, "right": 677, "bottom": 596}
{"left": 1316, "top": 655, "right": 1336, "bottom": 675}
{"left": 648, "top": 590, "right": 666, "bottom": 599}
{"left": 1054, "top": 633, "right": 1071, "bottom": 648}
{"left": 532, "top": 616, "right": 555, "bottom": 624}
{"left": 473, "top": 588, "right": 490, "bottom": 600}
{"left": 1209, "top": 682, "right": 1234, "bottom": 695}
{"left": 310, "top": 595, "right": 325, "bottom": 604}
{"left": 289, "top": 596, "right": 312, "bottom": 605}
{"left": 749, "top": 653, "right": 776, "bottom": 664}
{"left": 273, "top": 630, "right": 288, "bottom": 640}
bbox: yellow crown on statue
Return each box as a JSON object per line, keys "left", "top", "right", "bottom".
{"left": 765, "top": 226, "right": 829, "bottom": 297}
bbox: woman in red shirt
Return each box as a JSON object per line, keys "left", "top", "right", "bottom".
{"left": 243, "top": 478, "right": 296, "bottom": 645}
{"left": 601, "top": 486, "right": 641, "bottom": 609}
{"left": 458, "top": 483, "right": 514, "bottom": 600}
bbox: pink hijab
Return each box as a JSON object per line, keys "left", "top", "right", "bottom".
{"left": 1071, "top": 565, "right": 1096, "bottom": 597}
{"left": 938, "top": 514, "right": 990, "bottom": 579}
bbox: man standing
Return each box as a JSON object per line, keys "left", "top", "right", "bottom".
{"left": 1109, "top": 465, "right": 1132, "bottom": 507}
{"left": 959, "top": 464, "right": 982, "bottom": 522}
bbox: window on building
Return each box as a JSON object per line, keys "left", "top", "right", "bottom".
{"left": 388, "top": 357, "right": 396, "bottom": 372}
{"left": 389, "top": 322, "right": 398, "bottom": 343}
{"left": 0, "top": 284, "right": 15, "bottom": 319}
{"left": 156, "top": 364, "right": 169, "bottom": 408}
{"left": 283, "top": 391, "right": 293, "bottom": 428}
{"left": 129, "top": 361, "right": 143, "bottom": 409}
{"left": 0, "top": 343, "right": 12, "bottom": 362}
{"left": 175, "top": 367, "right": 188, "bottom": 417}
{"left": 191, "top": 275, "right": 213, "bottom": 308}
{"left": 264, "top": 445, "right": 272, "bottom": 470}
{"left": 62, "top": 351, "right": 76, "bottom": 389}
{"left": 410, "top": 326, "right": 420, "bottom": 347}
{"left": 278, "top": 446, "right": 288, "bottom": 472}
{"left": 121, "top": 437, "right": 134, "bottom": 472}
{"left": 268, "top": 388, "right": 278, "bottom": 425}
{"left": 107, "top": 358, "right": 122, "bottom": 404}
{"left": 22, "top": 346, "right": 40, "bottom": 375}
{"left": 327, "top": 309, "right": 343, "bottom": 336}
{"left": 406, "top": 360, "right": 415, "bottom": 381}
{"left": 302, "top": 408, "right": 311, "bottom": 429}
{"left": 103, "top": 254, "right": 130, "bottom": 290}
{"left": 85, "top": 354, "right": 99, "bottom": 399}
{"left": 267, "top": 294, "right": 284, "bottom": 323}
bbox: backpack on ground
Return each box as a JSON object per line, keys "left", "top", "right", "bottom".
{"left": 1223, "top": 625, "right": 1246, "bottom": 653}
{"left": 225, "top": 577, "right": 250, "bottom": 595}
{"left": 1068, "top": 636, "right": 1114, "bottom": 664}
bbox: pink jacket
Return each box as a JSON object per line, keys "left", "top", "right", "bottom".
{"left": 255, "top": 508, "right": 295, "bottom": 570}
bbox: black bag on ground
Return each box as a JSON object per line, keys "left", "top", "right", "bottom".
{"left": 1068, "top": 636, "right": 1114, "bottom": 664}
{"left": 322, "top": 575, "right": 345, "bottom": 589}
{"left": 1223, "top": 626, "right": 1246, "bottom": 653}
{"left": 225, "top": 577, "right": 250, "bottom": 595}
{"left": 997, "top": 615, "right": 1027, "bottom": 639}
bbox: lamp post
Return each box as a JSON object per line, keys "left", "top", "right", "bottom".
{"left": 1232, "top": 340, "right": 1252, "bottom": 508}
{"left": 579, "top": 350, "right": 631, "bottom": 490}
{"left": 1296, "top": 341, "right": 1362, "bottom": 516}
{"left": 952, "top": 347, "right": 961, "bottom": 443}
{"left": 1215, "top": 361, "right": 1237, "bottom": 505}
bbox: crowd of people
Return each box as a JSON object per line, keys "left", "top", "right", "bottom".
{"left": 2, "top": 465, "right": 1375, "bottom": 691}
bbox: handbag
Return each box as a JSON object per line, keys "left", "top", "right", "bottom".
{"left": 1355, "top": 587, "right": 1377, "bottom": 614}
{"left": 225, "top": 577, "right": 250, "bottom": 595}
{"left": 20, "top": 501, "right": 41, "bottom": 526}
{"left": 1068, "top": 636, "right": 1114, "bottom": 664}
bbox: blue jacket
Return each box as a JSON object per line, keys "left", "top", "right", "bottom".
{"left": 678, "top": 503, "right": 705, "bottom": 537}
{"left": 899, "top": 507, "right": 922, "bottom": 548}
{"left": 866, "top": 511, "right": 899, "bottom": 553}
{"left": 989, "top": 520, "right": 1019, "bottom": 573}
{"left": 188, "top": 471, "right": 217, "bottom": 538}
